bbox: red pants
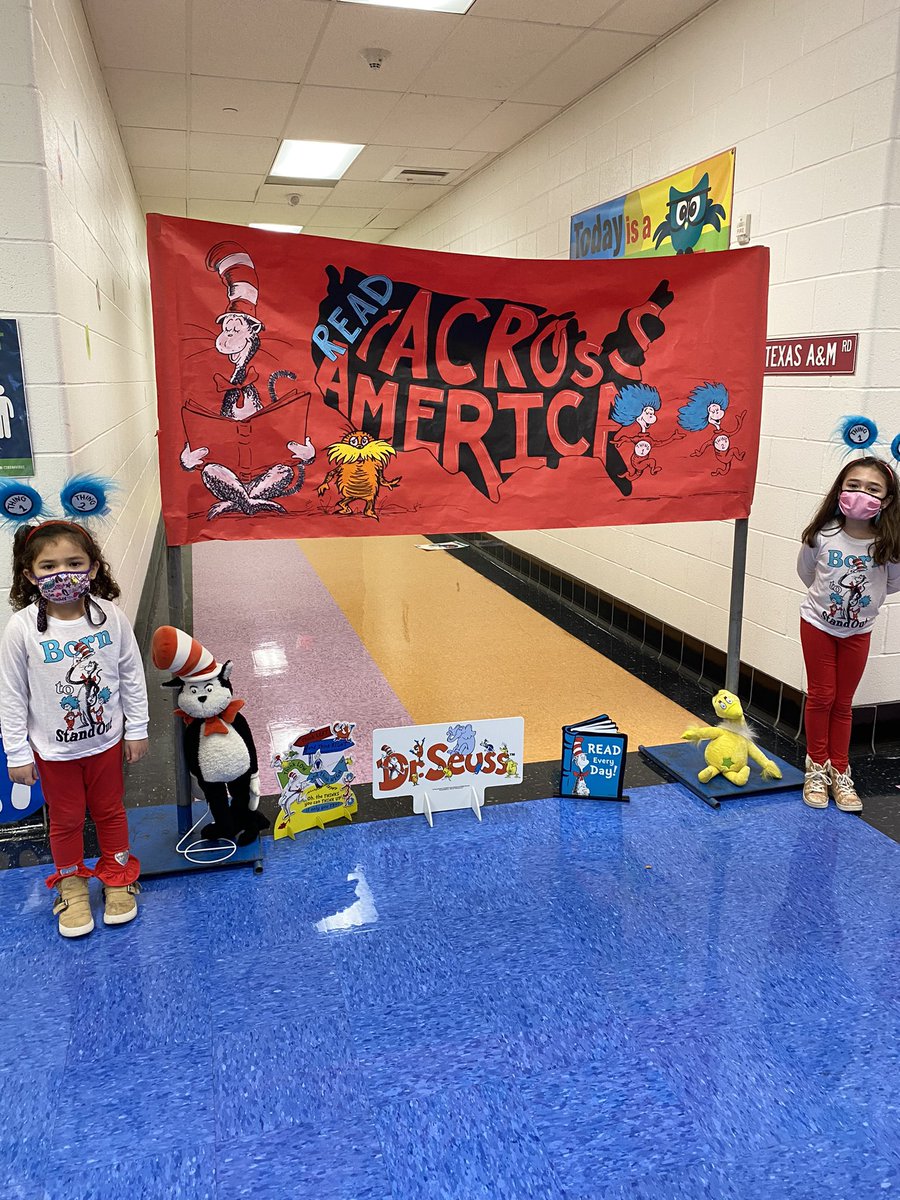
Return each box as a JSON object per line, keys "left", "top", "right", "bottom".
{"left": 800, "top": 619, "right": 871, "bottom": 773}
{"left": 35, "top": 741, "right": 140, "bottom": 889}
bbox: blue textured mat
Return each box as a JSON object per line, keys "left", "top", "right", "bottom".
{"left": 1, "top": 786, "right": 899, "bottom": 1198}
{"left": 127, "top": 803, "right": 263, "bottom": 878}
{"left": 639, "top": 741, "right": 805, "bottom": 807}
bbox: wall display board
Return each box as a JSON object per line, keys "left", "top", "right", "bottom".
{"left": 569, "top": 149, "right": 734, "bottom": 262}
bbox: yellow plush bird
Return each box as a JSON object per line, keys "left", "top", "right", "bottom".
{"left": 681, "top": 690, "right": 782, "bottom": 786}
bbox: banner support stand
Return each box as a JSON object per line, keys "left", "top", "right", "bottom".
{"left": 725, "top": 518, "right": 748, "bottom": 695}
{"left": 166, "top": 544, "right": 194, "bottom": 835}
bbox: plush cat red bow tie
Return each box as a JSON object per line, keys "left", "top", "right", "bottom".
{"left": 175, "top": 698, "right": 244, "bottom": 736}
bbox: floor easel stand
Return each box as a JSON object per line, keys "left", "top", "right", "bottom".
{"left": 725, "top": 518, "right": 748, "bottom": 695}
{"left": 166, "top": 543, "right": 194, "bottom": 835}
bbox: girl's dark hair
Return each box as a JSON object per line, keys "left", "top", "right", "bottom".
{"left": 9, "top": 521, "right": 120, "bottom": 611}
{"left": 802, "top": 456, "right": 900, "bottom": 566}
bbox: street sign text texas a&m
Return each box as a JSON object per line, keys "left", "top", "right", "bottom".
{"left": 764, "top": 333, "right": 858, "bottom": 375}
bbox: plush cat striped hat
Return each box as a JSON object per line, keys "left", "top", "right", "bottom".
{"left": 151, "top": 625, "right": 220, "bottom": 684}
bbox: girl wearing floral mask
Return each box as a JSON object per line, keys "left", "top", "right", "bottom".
{"left": 0, "top": 521, "right": 148, "bottom": 937}
{"left": 797, "top": 457, "right": 900, "bottom": 811}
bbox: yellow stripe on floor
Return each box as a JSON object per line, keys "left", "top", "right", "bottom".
{"left": 299, "top": 535, "right": 700, "bottom": 762}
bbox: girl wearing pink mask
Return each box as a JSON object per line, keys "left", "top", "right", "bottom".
{"left": 0, "top": 521, "right": 148, "bottom": 938}
{"left": 797, "top": 457, "right": 900, "bottom": 810}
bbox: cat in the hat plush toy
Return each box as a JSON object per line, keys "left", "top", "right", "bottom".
{"left": 151, "top": 626, "right": 269, "bottom": 846}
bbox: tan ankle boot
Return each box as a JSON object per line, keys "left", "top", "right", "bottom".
{"left": 830, "top": 764, "right": 862, "bottom": 812}
{"left": 103, "top": 882, "right": 140, "bottom": 926}
{"left": 53, "top": 876, "right": 94, "bottom": 938}
{"left": 802, "top": 757, "right": 830, "bottom": 808}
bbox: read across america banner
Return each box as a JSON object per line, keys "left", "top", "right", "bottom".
{"left": 147, "top": 215, "right": 769, "bottom": 546}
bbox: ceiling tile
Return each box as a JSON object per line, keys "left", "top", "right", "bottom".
{"left": 468, "top": 0, "right": 620, "bottom": 24}
{"left": 133, "top": 166, "right": 188, "bottom": 197}
{"left": 342, "top": 144, "right": 407, "bottom": 181}
{"left": 142, "top": 197, "right": 187, "bottom": 218}
{"left": 326, "top": 179, "right": 438, "bottom": 207}
{"left": 410, "top": 19, "right": 581, "bottom": 101}
{"left": 301, "top": 229, "right": 357, "bottom": 241}
{"left": 305, "top": 6, "right": 460, "bottom": 92}
{"left": 400, "top": 147, "right": 486, "bottom": 170}
{"left": 285, "top": 86, "right": 404, "bottom": 143}
{"left": 188, "top": 171, "right": 263, "bottom": 201}
{"left": 190, "top": 76, "right": 298, "bottom": 136}
{"left": 191, "top": 0, "right": 330, "bottom": 83}
{"left": 121, "top": 127, "right": 187, "bottom": 169}
{"left": 454, "top": 100, "right": 559, "bottom": 151}
{"left": 373, "top": 94, "right": 499, "bottom": 150}
{"left": 189, "top": 133, "right": 278, "bottom": 174}
{"left": 598, "top": 0, "right": 714, "bottom": 35}
{"left": 83, "top": 0, "right": 187, "bottom": 71}
{"left": 104, "top": 70, "right": 187, "bottom": 130}
{"left": 512, "top": 29, "right": 653, "bottom": 106}
{"left": 374, "top": 208, "right": 414, "bottom": 229}
{"left": 306, "top": 206, "right": 382, "bottom": 228}
{"left": 249, "top": 201, "right": 323, "bottom": 224}
{"left": 356, "top": 229, "right": 393, "bottom": 243}
{"left": 187, "top": 199, "right": 253, "bottom": 223}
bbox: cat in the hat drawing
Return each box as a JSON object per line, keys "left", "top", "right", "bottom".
{"left": 572, "top": 737, "right": 591, "bottom": 797}
{"left": 179, "top": 240, "right": 317, "bottom": 521}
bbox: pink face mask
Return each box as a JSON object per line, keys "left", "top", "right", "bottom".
{"left": 34, "top": 570, "right": 92, "bottom": 604}
{"left": 838, "top": 490, "right": 882, "bottom": 521}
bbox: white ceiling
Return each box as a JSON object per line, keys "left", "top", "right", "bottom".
{"left": 84, "top": 0, "right": 715, "bottom": 242}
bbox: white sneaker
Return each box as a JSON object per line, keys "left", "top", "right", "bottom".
{"left": 830, "top": 764, "right": 862, "bottom": 813}
{"left": 802, "top": 757, "right": 830, "bottom": 809}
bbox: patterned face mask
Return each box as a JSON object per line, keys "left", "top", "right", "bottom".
{"left": 34, "top": 569, "right": 92, "bottom": 604}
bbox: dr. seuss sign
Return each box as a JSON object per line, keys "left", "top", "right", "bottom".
{"left": 570, "top": 149, "right": 734, "bottom": 262}
{"left": 373, "top": 718, "right": 524, "bottom": 825}
{"left": 147, "top": 216, "right": 768, "bottom": 545}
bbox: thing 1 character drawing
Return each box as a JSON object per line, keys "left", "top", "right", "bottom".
{"left": 652, "top": 172, "right": 727, "bottom": 255}
{"left": 611, "top": 383, "right": 683, "bottom": 481}
{"left": 179, "top": 241, "right": 316, "bottom": 520}
{"left": 317, "top": 428, "right": 400, "bottom": 519}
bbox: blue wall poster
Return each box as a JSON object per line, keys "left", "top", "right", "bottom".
{"left": 560, "top": 714, "right": 628, "bottom": 802}
{"left": 0, "top": 319, "right": 35, "bottom": 476}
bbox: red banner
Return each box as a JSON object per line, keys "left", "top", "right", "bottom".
{"left": 147, "top": 216, "right": 769, "bottom": 546}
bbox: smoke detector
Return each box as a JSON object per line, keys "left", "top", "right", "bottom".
{"left": 361, "top": 47, "right": 391, "bottom": 70}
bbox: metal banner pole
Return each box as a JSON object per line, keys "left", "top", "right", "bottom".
{"left": 166, "top": 543, "right": 193, "bottom": 834}
{"left": 725, "top": 518, "right": 749, "bottom": 694}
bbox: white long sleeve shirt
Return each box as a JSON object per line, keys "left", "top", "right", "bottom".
{"left": 797, "top": 527, "right": 900, "bottom": 638}
{"left": 0, "top": 598, "right": 149, "bottom": 766}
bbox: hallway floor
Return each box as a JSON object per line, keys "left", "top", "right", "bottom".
{"left": 2, "top": 786, "right": 899, "bottom": 1198}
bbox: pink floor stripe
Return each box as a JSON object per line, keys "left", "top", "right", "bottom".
{"left": 192, "top": 540, "right": 412, "bottom": 792}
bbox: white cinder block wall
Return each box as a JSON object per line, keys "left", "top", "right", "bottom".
{"left": 0, "top": 0, "right": 158, "bottom": 627}
{"left": 389, "top": 0, "right": 900, "bottom": 707}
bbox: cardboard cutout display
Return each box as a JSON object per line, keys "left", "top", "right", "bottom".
{"left": 272, "top": 723, "right": 358, "bottom": 839}
{"left": 147, "top": 217, "right": 769, "bottom": 546}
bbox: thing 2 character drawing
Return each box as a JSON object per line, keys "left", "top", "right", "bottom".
{"left": 653, "top": 173, "right": 727, "bottom": 255}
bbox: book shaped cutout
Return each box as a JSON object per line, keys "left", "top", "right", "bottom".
{"left": 560, "top": 714, "right": 628, "bottom": 801}
{"left": 272, "top": 721, "right": 358, "bottom": 840}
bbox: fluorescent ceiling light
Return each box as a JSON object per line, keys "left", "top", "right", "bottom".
{"left": 270, "top": 139, "right": 364, "bottom": 181}
{"left": 338, "top": 0, "right": 474, "bottom": 11}
{"left": 250, "top": 223, "right": 303, "bottom": 234}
